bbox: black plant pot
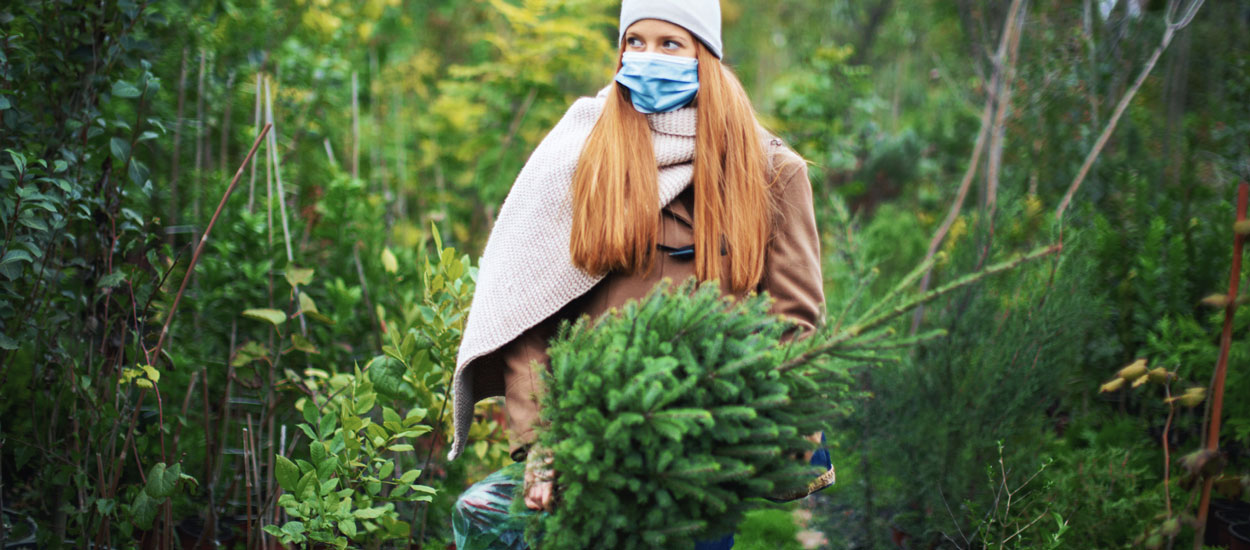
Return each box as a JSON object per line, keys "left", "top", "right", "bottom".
{"left": 2, "top": 509, "right": 38, "bottom": 550}
{"left": 176, "top": 516, "right": 237, "bottom": 550}
{"left": 1208, "top": 500, "right": 1250, "bottom": 548}
{"left": 1230, "top": 522, "right": 1250, "bottom": 550}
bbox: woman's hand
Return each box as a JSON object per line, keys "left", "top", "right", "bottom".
{"left": 523, "top": 446, "right": 556, "bottom": 511}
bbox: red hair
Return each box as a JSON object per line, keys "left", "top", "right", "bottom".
{"left": 569, "top": 43, "right": 773, "bottom": 293}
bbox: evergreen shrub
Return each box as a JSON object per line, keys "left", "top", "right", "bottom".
{"left": 526, "top": 278, "right": 836, "bottom": 550}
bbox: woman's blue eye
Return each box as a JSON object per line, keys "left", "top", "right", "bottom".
{"left": 627, "top": 37, "right": 644, "bottom": 48}
{"left": 664, "top": 40, "right": 681, "bottom": 50}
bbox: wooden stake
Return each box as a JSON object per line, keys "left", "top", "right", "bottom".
{"left": 219, "top": 70, "right": 236, "bottom": 176}
{"left": 1194, "top": 181, "right": 1248, "bottom": 548}
{"left": 248, "top": 73, "right": 261, "bottom": 213}
{"left": 351, "top": 71, "right": 360, "bottom": 182}
{"left": 193, "top": 50, "right": 207, "bottom": 226}
{"left": 262, "top": 77, "right": 306, "bottom": 336}
{"left": 170, "top": 47, "right": 189, "bottom": 228}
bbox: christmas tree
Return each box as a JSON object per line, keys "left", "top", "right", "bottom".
{"left": 527, "top": 278, "right": 837, "bottom": 549}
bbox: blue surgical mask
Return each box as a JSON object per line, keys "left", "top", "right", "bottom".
{"left": 614, "top": 51, "right": 700, "bottom": 114}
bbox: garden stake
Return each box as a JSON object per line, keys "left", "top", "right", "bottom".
{"left": 1194, "top": 180, "right": 1248, "bottom": 549}
{"left": 248, "top": 73, "right": 262, "bottom": 212}
{"left": 171, "top": 46, "right": 189, "bottom": 229}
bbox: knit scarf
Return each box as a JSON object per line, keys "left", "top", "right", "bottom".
{"left": 449, "top": 89, "right": 699, "bottom": 460}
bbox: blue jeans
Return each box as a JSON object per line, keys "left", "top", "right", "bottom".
{"left": 452, "top": 462, "right": 734, "bottom": 549}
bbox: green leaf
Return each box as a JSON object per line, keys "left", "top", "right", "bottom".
{"left": 309, "top": 440, "right": 326, "bottom": 464}
{"left": 130, "top": 490, "right": 160, "bottom": 530}
{"left": 398, "top": 469, "right": 420, "bottom": 484}
{"left": 0, "top": 96, "right": 10, "bottom": 110}
{"left": 275, "top": 455, "right": 300, "bottom": 492}
{"left": 367, "top": 356, "right": 416, "bottom": 401}
{"left": 281, "top": 521, "right": 306, "bottom": 537}
{"left": 339, "top": 518, "right": 358, "bottom": 538}
{"left": 0, "top": 249, "right": 34, "bottom": 268}
{"left": 382, "top": 407, "right": 401, "bottom": 425}
{"left": 285, "top": 266, "right": 315, "bottom": 287}
{"left": 353, "top": 392, "right": 376, "bottom": 416}
{"left": 144, "top": 462, "right": 180, "bottom": 499}
{"left": 7, "top": 149, "right": 26, "bottom": 174}
{"left": 318, "top": 410, "right": 337, "bottom": 439}
{"left": 232, "top": 341, "right": 269, "bottom": 367}
{"left": 112, "top": 80, "right": 142, "bottom": 98}
{"left": 128, "top": 159, "right": 149, "bottom": 186}
{"left": 109, "top": 137, "right": 131, "bottom": 161}
{"left": 296, "top": 471, "right": 317, "bottom": 500}
{"left": 0, "top": 333, "right": 19, "bottom": 350}
{"left": 302, "top": 400, "right": 320, "bottom": 426}
{"left": 388, "top": 444, "right": 415, "bottom": 452}
{"left": 317, "top": 457, "right": 336, "bottom": 481}
{"left": 352, "top": 507, "right": 386, "bottom": 520}
{"left": 53, "top": 160, "right": 67, "bottom": 173}
{"left": 243, "top": 308, "right": 287, "bottom": 326}
{"left": 99, "top": 271, "right": 126, "bottom": 288}
{"left": 381, "top": 248, "right": 399, "bottom": 274}
{"left": 291, "top": 333, "right": 319, "bottom": 354}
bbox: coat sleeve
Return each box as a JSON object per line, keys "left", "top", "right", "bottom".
{"left": 759, "top": 146, "right": 825, "bottom": 342}
{"left": 499, "top": 312, "right": 560, "bottom": 460}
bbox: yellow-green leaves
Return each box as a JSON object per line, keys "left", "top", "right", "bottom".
{"left": 243, "top": 308, "right": 287, "bottom": 326}
{"left": 121, "top": 364, "right": 161, "bottom": 389}
{"left": 1116, "top": 358, "right": 1148, "bottom": 381}
{"left": 1099, "top": 378, "right": 1125, "bottom": 393}
{"left": 381, "top": 248, "right": 399, "bottom": 274}
{"left": 1234, "top": 219, "right": 1250, "bottom": 236}
{"left": 1165, "top": 387, "right": 1206, "bottom": 408}
{"left": 285, "top": 266, "right": 315, "bottom": 288}
{"left": 1201, "top": 293, "right": 1232, "bottom": 308}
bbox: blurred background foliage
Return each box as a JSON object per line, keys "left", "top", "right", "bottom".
{"left": 1, "top": 0, "right": 1248, "bottom": 548}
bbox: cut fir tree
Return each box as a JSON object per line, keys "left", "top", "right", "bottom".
{"left": 527, "top": 278, "right": 837, "bottom": 549}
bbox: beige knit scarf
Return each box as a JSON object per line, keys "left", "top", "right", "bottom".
{"left": 449, "top": 89, "right": 699, "bottom": 460}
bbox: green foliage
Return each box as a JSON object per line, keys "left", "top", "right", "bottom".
{"left": 529, "top": 278, "right": 837, "bottom": 549}
{"left": 265, "top": 374, "right": 435, "bottom": 549}
{"left": 733, "top": 508, "right": 804, "bottom": 550}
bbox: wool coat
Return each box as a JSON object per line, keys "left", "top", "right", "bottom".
{"left": 473, "top": 139, "right": 827, "bottom": 459}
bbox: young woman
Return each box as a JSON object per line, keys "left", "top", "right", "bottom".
{"left": 448, "top": 1, "right": 829, "bottom": 548}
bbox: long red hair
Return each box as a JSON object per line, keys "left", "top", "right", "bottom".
{"left": 569, "top": 43, "right": 773, "bottom": 293}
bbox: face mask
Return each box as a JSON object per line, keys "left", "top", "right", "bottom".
{"left": 614, "top": 51, "right": 700, "bottom": 114}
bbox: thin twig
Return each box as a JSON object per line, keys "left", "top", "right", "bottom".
{"left": 912, "top": 0, "right": 1025, "bottom": 334}
{"left": 149, "top": 124, "right": 272, "bottom": 363}
{"left": 1055, "top": 0, "right": 1207, "bottom": 220}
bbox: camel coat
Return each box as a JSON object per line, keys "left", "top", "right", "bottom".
{"left": 477, "top": 140, "right": 826, "bottom": 459}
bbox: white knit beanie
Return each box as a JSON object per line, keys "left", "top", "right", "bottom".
{"left": 619, "top": 0, "right": 723, "bottom": 59}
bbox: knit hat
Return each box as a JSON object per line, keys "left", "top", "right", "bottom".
{"left": 619, "top": 0, "right": 723, "bottom": 59}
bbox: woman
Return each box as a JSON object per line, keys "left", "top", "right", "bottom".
{"left": 449, "top": 1, "right": 829, "bottom": 548}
